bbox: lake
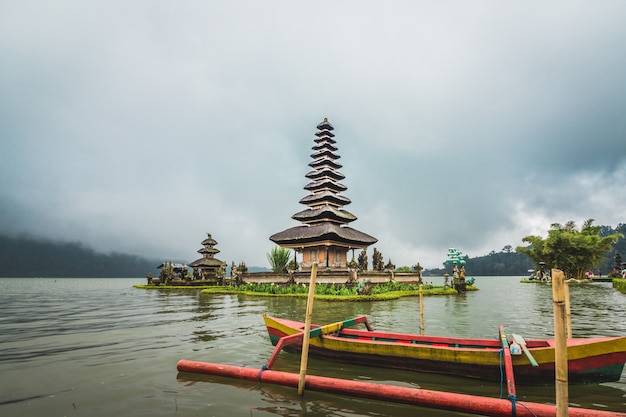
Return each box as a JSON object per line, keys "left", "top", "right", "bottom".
{"left": 1, "top": 276, "right": 625, "bottom": 416}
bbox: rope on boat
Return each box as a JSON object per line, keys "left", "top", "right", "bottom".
{"left": 508, "top": 394, "right": 517, "bottom": 416}
{"left": 499, "top": 348, "right": 504, "bottom": 399}
{"left": 516, "top": 401, "right": 539, "bottom": 417}
{"left": 498, "top": 349, "right": 520, "bottom": 416}
{"left": 257, "top": 365, "right": 269, "bottom": 382}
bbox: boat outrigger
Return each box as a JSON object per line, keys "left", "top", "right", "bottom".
{"left": 263, "top": 313, "right": 626, "bottom": 385}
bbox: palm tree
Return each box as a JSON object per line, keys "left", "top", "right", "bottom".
{"left": 267, "top": 246, "right": 292, "bottom": 273}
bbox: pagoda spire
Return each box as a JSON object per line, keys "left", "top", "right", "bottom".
{"left": 188, "top": 233, "right": 226, "bottom": 281}
{"left": 270, "top": 118, "right": 377, "bottom": 271}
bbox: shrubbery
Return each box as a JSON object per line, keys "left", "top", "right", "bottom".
{"left": 613, "top": 278, "right": 626, "bottom": 294}
{"left": 370, "top": 281, "right": 433, "bottom": 294}
{"left": 233, "top": 281, "right": 434, "bottom": 296}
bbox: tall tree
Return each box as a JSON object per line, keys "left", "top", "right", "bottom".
{"left": 516, "top": 219, "right": 623, "bottom": 279}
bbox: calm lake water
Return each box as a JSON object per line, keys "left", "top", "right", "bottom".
{"left": 1, "top": 276, "right": 625, "bottom": 416}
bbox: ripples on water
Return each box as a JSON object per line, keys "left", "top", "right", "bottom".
{"left": 0, "top": 277, "right": 625, "bottom": 416}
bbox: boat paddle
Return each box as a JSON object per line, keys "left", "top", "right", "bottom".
{"left": 511, "top": 333, "right": 539, "bottom": 367}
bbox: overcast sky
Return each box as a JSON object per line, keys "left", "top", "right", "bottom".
{"left": 1, "top": 2, "right": 625, "bottom": 270}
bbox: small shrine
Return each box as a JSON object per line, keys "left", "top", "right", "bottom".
{"left": 270, "top": 118, "right": 377, "bottom": 271}
{"left": 444, "top": 247, "right": 467, "bottom": 291}
{"left": 188, "top": 233, "right": 226, "bottom": 282}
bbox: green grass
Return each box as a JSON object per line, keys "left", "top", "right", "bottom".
{"left": 199, "top": 283, "right": 472, "bottom": 301}
{"left": 133, "top": 284, "right": 228, "bottom": 290}
{"left": 135, "top": 281, "right": 478, "bottom": 300}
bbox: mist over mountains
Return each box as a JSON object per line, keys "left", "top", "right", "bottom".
{"left": 0, "top": 234, "right": 161, "bottom": 277}
{"left": 1, "top": 224, "right": 624, "bottom": 278}
{"left": 0, "top": 234, "right": 274, "bottom": 278}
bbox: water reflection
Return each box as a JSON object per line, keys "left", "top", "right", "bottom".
{"left": 1, "top": 277, "right": 625, "bottom": 417}
{"left": 177, "top": 372, "right": 473, "bottom": 417}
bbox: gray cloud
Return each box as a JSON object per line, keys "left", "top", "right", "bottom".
{"left": 1, "top": 2, "right": 625, "bottom": 269}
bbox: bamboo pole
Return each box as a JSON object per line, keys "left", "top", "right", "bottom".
{"left": 552, "top": 269, "right": 568, "bottom": 417}
{"left": 298, "top": 262, "right": 318, "bottom": 395}
{"left": 564, "top": 282, "right": 572, "bottom": 339}
{"left": 419, "top": 283, "right": 425, "bottom": 335}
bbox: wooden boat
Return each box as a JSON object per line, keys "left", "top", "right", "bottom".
{"left": 263, "top": 313, "right": 626, "bottom": 385}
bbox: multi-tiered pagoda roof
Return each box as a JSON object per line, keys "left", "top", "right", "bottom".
{"left": 188, "top": 233, "right": 225, "bottom": 270}
{"left": 270, "top": 118, "right": 377, "bottom": 250}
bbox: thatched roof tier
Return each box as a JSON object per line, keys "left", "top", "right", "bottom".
{"left": 188, "top": 257, "right": 225, "bottom": 268}
{"left": 299, "top": 191, "right": 351, "bottom": 207}
{"left": 312, "top": 139, "right": 339, "bottom": 149}
{"left": 315, "top": 132, "right": 335, "bottom": 140}
{"left": 304, "top": 179, "right": 347, "bottom": 193}
{"left": 292, "top": 205, "right": 357, "bottom": 224}
{"left": 201, "top": 234, "right": 218, "bottom": 246}
{"left": 312, "top": 142, "right": 338, "bottom": 152}
{"left": 310, "top": 149, "right": 341, "bottom": 161}
{"left": 305, "top": 168, "right": 345, "bottom": 181}
{"left": 313, "top": 132, "right": 337, "bottom": 146}
{"left": 308, "top": 158, "right": 342, "bottom": 171}
{"left": 198, "top": 247, "right": 220, "bottom": 255}
{"left": 314, "top": 134, "right": 337, "bottom": 143}
{"left": 316, "top": 118, "right": 334, "bottom": 131}
{"left": 270, "top": 223, "right": 377, "bottom": 248}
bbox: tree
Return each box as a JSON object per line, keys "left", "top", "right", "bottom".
{"left": 516, "top": 219, "right": 623, "bottom": 279}
{"left": 599, "top": 223, "right": 626, "bottom": 275}
{"left": 266, "top": 246, "right": 292, "bottom": 273}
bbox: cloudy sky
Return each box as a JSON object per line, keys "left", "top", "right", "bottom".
{"left": 1, "top": 2, "right": 625, "bottom": 269}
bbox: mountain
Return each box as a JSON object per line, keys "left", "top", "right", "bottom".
{"left": 0, "top": 233, "right": 274, "bottom": 278}
{"left": 423, "top": 250, "right": 533, "bottom": 276}
{"left": 0, "top": 234, "right": 162, "bottom": 277}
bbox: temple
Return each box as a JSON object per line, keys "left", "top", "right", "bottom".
{"left": 188, "top": 233, "right": 226, "bottom": 280}
{"left": 270, "top": 118, "right": 377, "bottom": 271}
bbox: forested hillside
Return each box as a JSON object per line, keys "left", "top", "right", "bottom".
{"left": 464, "top": 248, "right": 535, "bottom": 276}
{"left": 425, "top": 224, "right": 626, "bottom": 277}
{"left": 0, "top": 234, "right": 162, "bottom": 277}
{"left": 424, "top": 248, "right": 534, "bottom": 276}
{"left": 599, "top": 223, "right": 626, "bottom": 272}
